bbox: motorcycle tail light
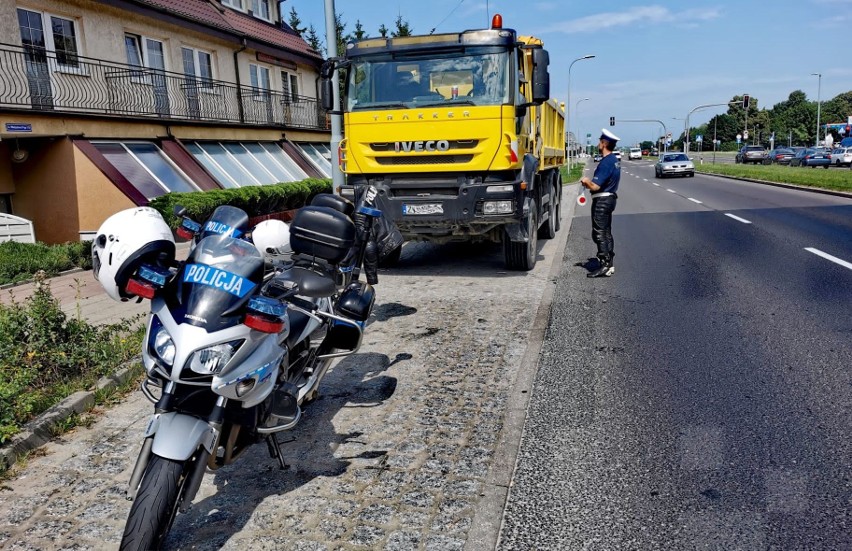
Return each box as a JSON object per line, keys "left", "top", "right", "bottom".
{"left": 126, "top": 278, "right": 156, "bottom": 299}
{"left": 177, "top": 218, "right": 201, "bottom": 240}
{"left": 245, "top": 297, "right": 287, "bottom": 333}
{"left": 245, "top": 314, "right": 285, "bottom": 334}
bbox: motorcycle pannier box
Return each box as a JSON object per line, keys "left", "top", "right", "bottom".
{"left": 310, "top": 193, "right": 355, "bottom": 217}
{"left": 336, "top": 281, "right": 375, "bottom": 322}
{"left": 289, "top": 206, "right": 356, "bottom": 264}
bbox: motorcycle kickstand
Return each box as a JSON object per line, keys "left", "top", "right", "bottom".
{"left": 265, "top": 433, "right": 290, "bottom": 470}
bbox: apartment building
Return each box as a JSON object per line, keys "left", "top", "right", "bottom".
{"left": 0, "top": 0, "right": 333, "bottom": 244}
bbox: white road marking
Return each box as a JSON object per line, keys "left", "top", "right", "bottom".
{"left": 724, "top": 213, "right": 752, "bottom": 224}
{"left": 805, "top": 248, "right": 852, "bottom": 271}
{"left": 667, "top": 189, "right": 676, "bottom": 193}
{"left": 643, "top": 178, "right": 648, "bottom": 182}
{"left": 688, "top": 198, "right": 703, "bottom": 204}
{"left": 653, "top": 182, "right": 660, "bottom": 186}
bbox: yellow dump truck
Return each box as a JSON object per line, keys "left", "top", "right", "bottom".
{"left": 321, "top": 15, "right": 565, "bottom": 270}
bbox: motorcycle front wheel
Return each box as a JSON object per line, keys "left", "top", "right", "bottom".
{"left": 120, "top": 455, "right": 187, "bottom": 551}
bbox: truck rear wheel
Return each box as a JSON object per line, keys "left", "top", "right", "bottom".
{"left": 504, "top": 208, "right": 538, "bottom": 271}
{"left": 537, "top": 177, "right": 560, "bottom": 240}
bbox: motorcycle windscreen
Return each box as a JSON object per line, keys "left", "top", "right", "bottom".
{"left": 168, "top": 234, "right": 265, "bottom": 332}
{"left": 198, "top": 205, "right": 250, "bottom": 241}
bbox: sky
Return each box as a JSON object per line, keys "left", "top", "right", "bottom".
{"left": 286, "top": 0, "right": 852, "bottom": 148}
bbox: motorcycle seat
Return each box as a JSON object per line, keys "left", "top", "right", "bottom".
{"left": 273, "top": 265, "right": 336, "bottom": 298}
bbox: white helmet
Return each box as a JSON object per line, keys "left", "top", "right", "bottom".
{"left": 252, "top": 219, "right": 292, "bottom": 260}
{"left": 92, "top": 207, "right": 175, "bottom": 301}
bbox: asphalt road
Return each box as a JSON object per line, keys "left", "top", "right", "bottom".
{"left": 499, "top": 162, "right": 852, "bottom": 549}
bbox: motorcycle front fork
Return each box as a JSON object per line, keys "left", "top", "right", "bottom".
{"left": 126, "top": 381, "right": 227, "bottom": 514}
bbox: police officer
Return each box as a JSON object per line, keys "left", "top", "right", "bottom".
{"left": 580, "top": 128, "right": 621, "bottom": 278}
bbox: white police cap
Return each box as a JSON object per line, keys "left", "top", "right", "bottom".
{"left": 600, "top": 128, "right": 620, "bottom": 142}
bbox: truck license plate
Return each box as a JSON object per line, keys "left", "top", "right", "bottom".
{"left": 403, "top": 203, "right": 443, "bottom": 215}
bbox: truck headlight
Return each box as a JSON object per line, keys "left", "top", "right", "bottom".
{"left": 483, "top": 200, "right": 514, "bottom": 215}
{"left": 486, "top": 185, "right": 513, "bottom": 193}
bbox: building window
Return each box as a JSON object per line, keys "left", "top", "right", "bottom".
{"left": 185, "top": 142, "right": 308, "bottom": 188}
{"left": 249, "top": 64, "right": 270, "bottom": 101}
{"left": 17, "top": 9, "right": 82, "bottom": 70}
{"left": 49, "top": 15, "right": 80, "bottom": 68}
{"left": 125, "top": 34, "right": 166, "bottom": 81}
{"left": 92, "top": 142, "right": 198, "bottom": 200}
{"left": 281, "top": 70, "right": 299, "bottom": 102}
{"left": 182, "top": 46, "right": 214, "bottom": 89}
{"left": 298, "top": 143, "right": 331, "bottom": 177}
{"left": 251, "top": 0, "right": 271, "bottom": 21}
{"left": 221, "top": 0, "right": 244, "bottom": 10}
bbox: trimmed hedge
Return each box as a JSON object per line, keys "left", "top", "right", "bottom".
{"left": 0, "top": 240, "right": 93, "bottom": 286}
{"left": 148, "top": 178, "right": 333, "bottom": 229}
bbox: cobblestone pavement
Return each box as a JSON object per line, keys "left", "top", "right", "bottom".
{"left": 0, "top": 203, "right": 573, "bottom": 550}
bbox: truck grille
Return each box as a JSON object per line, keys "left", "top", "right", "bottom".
{"left": 369, "top": 140, "right": 479, "bottom": 152}
{"left": 376, "top": 155, "right": 474, "bottom": 165}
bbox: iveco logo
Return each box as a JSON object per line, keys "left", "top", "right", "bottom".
{"left": 395, "top": 140, "right": 450, "bottom": 153}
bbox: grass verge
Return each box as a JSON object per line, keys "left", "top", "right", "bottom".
{"left": 0, "top": 272, "right": 144, "bottom": 445}
{"left": 696, "top": 163, "right": 852, "bottom": 192}
{"left": 560, "top": 163, "right": 586, "bottom": 183}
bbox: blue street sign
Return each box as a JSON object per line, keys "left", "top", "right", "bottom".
{"left": 5, "top": 123, "right": 32, "bottom": 132}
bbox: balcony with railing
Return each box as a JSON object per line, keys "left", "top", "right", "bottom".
{"left": 0, "top": 43, "right": 329, "bottom": 131}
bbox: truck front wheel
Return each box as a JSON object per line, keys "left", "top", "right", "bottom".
{"left": 504, "top": 208, "right": 538, "bottom": 271}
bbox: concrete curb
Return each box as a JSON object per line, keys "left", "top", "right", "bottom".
{"left": 0, "top": 359, "right": 143, "bottom": 471}
{"left": 465, "top": 181, "right": 582, "bottom": 550}
{"left": 0, "top": 268, "right": 86, "bottom": 291}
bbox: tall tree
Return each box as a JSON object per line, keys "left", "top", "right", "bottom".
{"left": 391, "top": 15, "right": 413, "bottom": 37}
{"left": 378, "top": 24, "right": 389, "bottom": 38}
{"left": 350, "top": 20, "right": 367, "bottom": 41}
{"left": 287, "top": 7, "right": 306, "bottom": 36}
{"left": 304, "top": 24, "right": 323, "bottom": 53}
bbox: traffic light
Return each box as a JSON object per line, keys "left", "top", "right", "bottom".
{"left": 742, "top": 94, "right": 750, "bottom": 108}
{"left": 609, "top": 116, "right": 615, "bottom": 126}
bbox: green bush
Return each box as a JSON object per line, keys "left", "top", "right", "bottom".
{"left": 149, "top": 177, "right": 332, "bottom": 229}
{"left": 0, "top": 274, "right": 142, "bottom": 443}
{"left": 0, "top": 240, "right": 93, "bottom": 286}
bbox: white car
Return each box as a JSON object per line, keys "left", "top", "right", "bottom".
{"left": 629, "top": 147, "right": 642, "bottom": 160}
{"left": 613, "top": 150, "right": 622, "bottom": 161}
{"left": 831, "top": 147, "right": 852, "bottom": 167}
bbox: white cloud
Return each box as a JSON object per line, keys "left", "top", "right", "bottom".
{"left": 542, "top": 5, "right": 722, "bottom": 34}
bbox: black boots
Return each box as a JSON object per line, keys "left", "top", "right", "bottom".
{"left": 587, "top": 256, "right": 615, "bottom": 278}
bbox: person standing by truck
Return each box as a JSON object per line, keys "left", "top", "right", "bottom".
{"left": 580, "top": 128, "right": 621, "bottom": 278}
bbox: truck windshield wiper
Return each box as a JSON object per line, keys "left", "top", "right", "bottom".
{"left": 352, "top": 101, "right": 410, "bottom": 110}
{"left": 414, "top": 99, "right": 477, "bottom": 108}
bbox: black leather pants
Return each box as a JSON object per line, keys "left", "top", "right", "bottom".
{"left": 591, "top": 195, "right": 617, "bottom": 262}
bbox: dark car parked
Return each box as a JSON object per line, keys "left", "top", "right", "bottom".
{"left": 764, "top": 148, "right": 795, "bottom": 165}
{"left": 790, "top": 148, "right": 831, "bottom": 168}
{"left": 735, "top": 145, "right": 767, "bottom": 164}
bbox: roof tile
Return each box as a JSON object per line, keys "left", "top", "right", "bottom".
{"left": 132, "top": 0, "right": 322, "bottom": 61}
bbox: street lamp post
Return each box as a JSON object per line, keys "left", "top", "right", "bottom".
{"left": 566, "top": 54, "right": 595, "bottom": 169}
{"left": 576, "top": 97, "right": 590, "bottom": 158}
{"left": 672, "top": 117, "right": 683, "bottom": 151}
{"left": 812, "top": 72, "right": 822, "bottom": 147}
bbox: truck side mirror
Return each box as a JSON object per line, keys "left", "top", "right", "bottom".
{"left": 321, "top": 78, "right": 335, "bottom": 111}
{"left": 531, "top": 48, "right": 550, "bottom": 104}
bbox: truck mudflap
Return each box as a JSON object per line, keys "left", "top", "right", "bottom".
{"left": 502, "top": 198, "right": 533, "bottom": 243}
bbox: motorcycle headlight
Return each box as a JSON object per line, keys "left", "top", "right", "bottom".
{"left": 152, "top": 324, "right": 176, "bottom": 367}
{"left": 188, "top": 340, "right": 243, "bottom": 375}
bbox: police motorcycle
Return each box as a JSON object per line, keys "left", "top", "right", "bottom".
{"left": 92, "top": 190, "right": 383, "bottom": 550}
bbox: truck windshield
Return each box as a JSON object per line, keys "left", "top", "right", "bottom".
{"left": 346, "top": 48, "right": 511, "bottom": 110}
